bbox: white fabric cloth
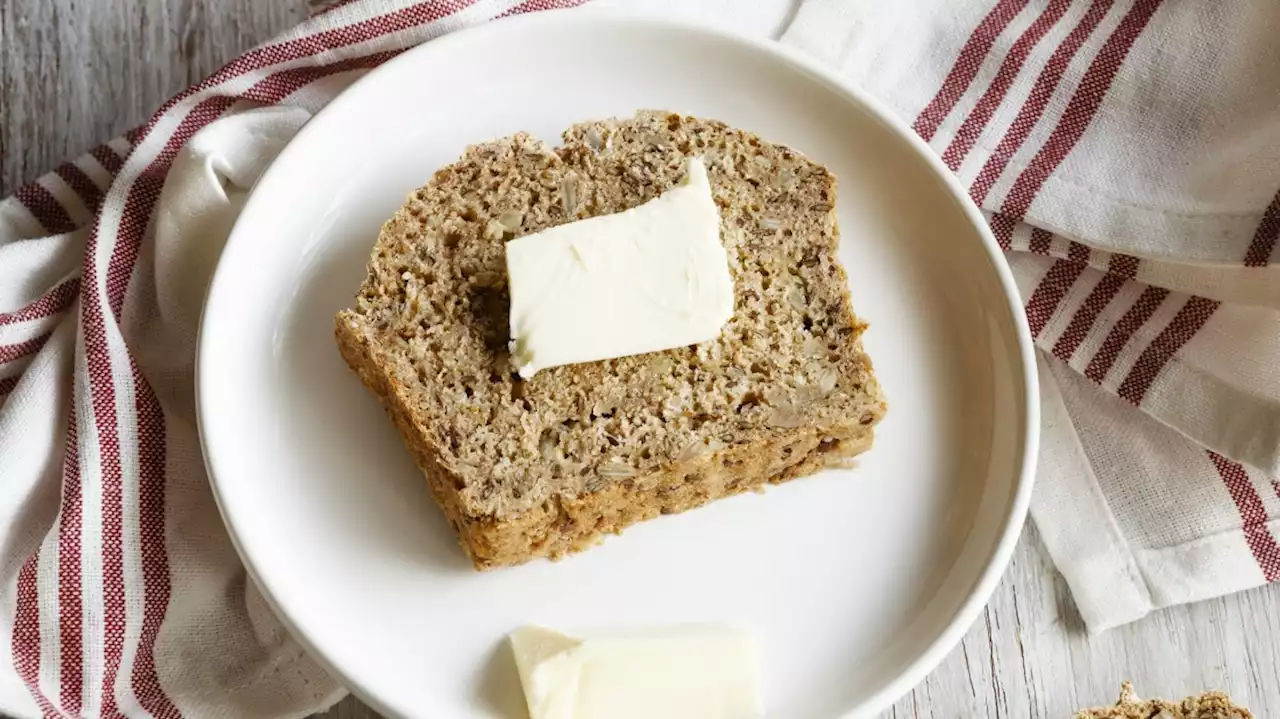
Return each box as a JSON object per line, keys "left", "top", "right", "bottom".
{"left": 783, "top": 0, "right": 1280, "bottom": 631}
{"left": 1, "top": 0, "right": 1277, "bottom": 717}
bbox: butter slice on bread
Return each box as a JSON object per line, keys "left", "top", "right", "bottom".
{"left": 334, "top": 111, "right": 887, "bottom": 570}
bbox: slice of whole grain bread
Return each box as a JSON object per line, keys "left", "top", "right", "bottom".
{"left": 335, "top": 110, "right": 887, "bottom": 569}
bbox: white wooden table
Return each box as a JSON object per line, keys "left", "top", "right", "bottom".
{"left": 5, "top": 1, "right": 1278, "bottom": 716}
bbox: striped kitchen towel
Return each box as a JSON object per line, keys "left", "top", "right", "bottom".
{"left": 784, "top": 0, "right": 1280, "bottom": 630}
{"left": 1, "top": 0, "right": 1278, "bottom": 717}
{"left": 0, "top": 2, "right": 603, "bottom": 717}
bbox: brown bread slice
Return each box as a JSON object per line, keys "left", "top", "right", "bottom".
{"left": 335, "top": 111, "right": 887, "bottom": 570}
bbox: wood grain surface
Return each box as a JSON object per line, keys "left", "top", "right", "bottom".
{"left": 3, "top": 1, "right": 1278, "bottom": 717}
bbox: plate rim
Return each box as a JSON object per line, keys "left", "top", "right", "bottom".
{"left": 195, "top": 7, "right": 1040, "bottom": 718}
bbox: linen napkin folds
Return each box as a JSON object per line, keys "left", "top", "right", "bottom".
{"left": 1, "top": 0, "right": 1277, "bottom": 716}
{"left": 784, "top": 0, "right": 1280, "bottom": 629}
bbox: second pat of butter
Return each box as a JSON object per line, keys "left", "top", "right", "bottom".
{"left": 505, "top": 157, "right": 733, "bottom": 378}
{"left": 508, "top": 625, "right": 763, "bottom": 719}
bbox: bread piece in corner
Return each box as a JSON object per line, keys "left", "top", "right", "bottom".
{"left": 334, "top": 110, "right": 887, "bottom": 570}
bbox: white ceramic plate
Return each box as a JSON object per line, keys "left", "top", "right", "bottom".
{"left": 198, "top": 9, "right": 1037, "bottom": 719}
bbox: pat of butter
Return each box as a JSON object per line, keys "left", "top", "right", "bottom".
{"left": 505, "top": 157, "right": 733, "bottom": 378}
{"left": 508, "top": 625, "right": 763, "bottom": 719}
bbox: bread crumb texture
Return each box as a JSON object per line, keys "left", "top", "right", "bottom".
{"left": 335, "top": 111, "right": 887, "bottom": 569}
{"left": 1074, "top": 682, "right": 1252, "bottom": 719}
